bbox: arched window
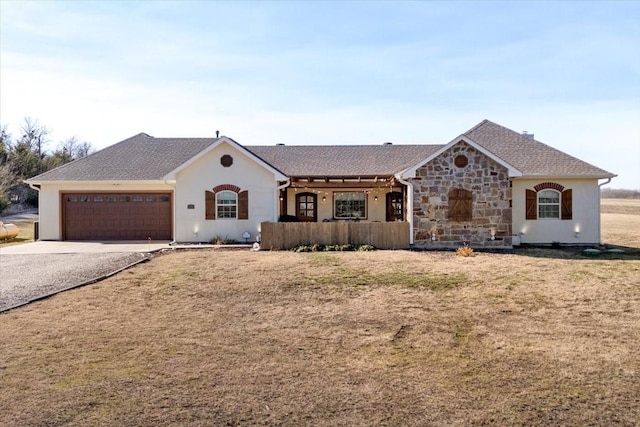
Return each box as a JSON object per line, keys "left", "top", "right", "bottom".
{"left": 526, "top": 185, "right": 572, "bottom": 220}
{"left": 537, "top": 189, "right": 560, "bottom": 219}
{"left": 216, "top": 191, "right": 237, "bottom": 219}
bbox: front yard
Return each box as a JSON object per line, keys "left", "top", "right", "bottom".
{"left": 1, "top": 246, "right": 638, "bottom": 426}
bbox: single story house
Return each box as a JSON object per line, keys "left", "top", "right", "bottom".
{"left": 26, "top": 120, "right": 615, "bottom": 247}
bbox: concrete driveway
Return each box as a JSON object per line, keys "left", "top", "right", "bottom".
{"left": 0, "top": 240, "right": 171, "bottom": 254}
{"left": 0, "top": 241, "right": 171, "bottom": 312}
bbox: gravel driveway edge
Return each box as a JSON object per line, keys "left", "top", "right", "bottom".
{"left": 0, "top": 254, "right": 152, "bottom": 314}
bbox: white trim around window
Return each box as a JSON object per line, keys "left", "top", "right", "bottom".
{"left": 537, "top": 189, "right": 560, "bottom": 219}
{"left": 216, "top": 190, "right": 237, "bottom": 219}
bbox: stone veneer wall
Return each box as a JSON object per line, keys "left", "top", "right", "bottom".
{"left": 412, "top": 141, "right": 512, "bottom": 247}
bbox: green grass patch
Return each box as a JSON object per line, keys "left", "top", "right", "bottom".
{"left": 304, "top": 269, "right": 467, "bottom": 290}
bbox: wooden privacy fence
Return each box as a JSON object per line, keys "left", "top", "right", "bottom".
{"left": 260, "top": 221, "right": 410, "bottom": 250}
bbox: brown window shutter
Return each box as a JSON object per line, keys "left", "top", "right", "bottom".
{"left": 448, "top": 189, "right": 472, "bottom": 221}
{"left": 525, "top": 189, "right": 537, "bottom": 220}
{"left": 205, "top": 190, "right": 215, "bottom": 220}
{"left": 238, "top": 190, "right": 249, "bottom": 220}
{"left": 561, "top": 189, "right": 572, "bottom": 220}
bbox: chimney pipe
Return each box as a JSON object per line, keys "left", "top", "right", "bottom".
{"left": 216, "top": 130, "right": 220, "bottom": 138}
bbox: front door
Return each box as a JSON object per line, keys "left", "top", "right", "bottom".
{"left": 296, "top": 192, "right": 317, "bottom": 222}
{"left": 386, "top": 191, "right": 403, "bottom": 222}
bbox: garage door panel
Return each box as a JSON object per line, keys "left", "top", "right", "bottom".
{"left": 63, "top": 193, "right": 172, "bottom": 240}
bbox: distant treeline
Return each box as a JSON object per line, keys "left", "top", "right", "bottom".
{"left": 601, "top": 188, "right": 640, "bottom": 199}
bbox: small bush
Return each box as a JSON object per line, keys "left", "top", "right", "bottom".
{"left": 291, "top": 243, "right": 376, "bottom": 252}
{"left": 456, "top": 243, "right": 474, "bottom": 257}
{"left": 209, "top": 236, "right": 239, "bottom": 245}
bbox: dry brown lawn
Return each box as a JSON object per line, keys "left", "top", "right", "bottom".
{"left": 1, "top": 201, "right": 639, "bottom": 426}
{"left": 602, "top": 198, "right": 640, "bottom": 248}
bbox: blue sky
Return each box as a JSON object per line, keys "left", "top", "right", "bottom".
{"left": 1, "top": 1, "right": 638, "bottom": 189}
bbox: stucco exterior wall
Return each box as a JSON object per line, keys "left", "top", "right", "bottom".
{"left": 512, "top": 178, "right": 601, "bottom": 244}
{"left": 410, "top": 141, "right": 512, "bottom": 247}
{"left": 283, "top": 187, "right": 405, "bottom": 222}
{"left": 36, "top": 182, "right": 174, "bottom": 240}
{"left": 174, "top": 141, "right": 279, "bottom": 243}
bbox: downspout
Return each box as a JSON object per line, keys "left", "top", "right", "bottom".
{"left": 274, "top": 179, "right": 290, "bottom": 222}
{"left": 27, "top": 183, "right": 40, "bottom": 240}
{"left": 597, "top": 177, "right": 612, "bottom": 244}
{"left": 598, "top": 178, "right": 611, "bottom": 188}
{"left": 394, "top": 173, "right": 414, "bottom": 245}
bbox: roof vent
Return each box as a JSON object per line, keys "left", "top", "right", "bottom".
{"left": 522, "top": 131, "right": 534, "bottom": 140}
{"left": 216, "top": 130, "right": 219, "bottom": 138}
{"left": 383, "top": 142, "right": 393, "bottom": 145}
{"left": 276, "top": 143, "right": 285, "bottom": 146}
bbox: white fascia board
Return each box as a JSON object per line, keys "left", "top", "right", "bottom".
{"left": 512, "top": 173, "right": 617, "bottom": 181}
{"left": 24, "top": 179, "right": 172, "bottom": 186}
{"left": 162, "top": 136, "right": 288, "bottom": 181}
{"left": 399, "top": 134, "right": 522, "bottom": 178}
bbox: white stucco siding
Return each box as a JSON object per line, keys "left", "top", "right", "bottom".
{"left": 174, "top": 141, "right": 279, "bottom": 243}
{"left": 512, "top": 178, "right": 601, "bottom": 244}
{"left": 36, "top": 182, "right": 174, "bottom": 240}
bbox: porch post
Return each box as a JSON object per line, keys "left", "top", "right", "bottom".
{"left": 395, "top": 174, "right": 414, "bottom": 245}
{"left": 274, "top": 180, "right": 290, "bottom": 221}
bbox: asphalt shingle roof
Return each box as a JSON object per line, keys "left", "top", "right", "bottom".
{"left": 465, "top": 120, "right": 614, "bottom": 177}
{"left": 246, "top": 145, "right": 440, "bottom": 177}
{"left": 28, "top": 120, "right": 614, "bottom": 182}
{"left": 29, "top": 133, "right": 220, "bottom": 181}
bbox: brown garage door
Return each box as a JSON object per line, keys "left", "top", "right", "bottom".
{"left": 62, "top": 193, "right": 172, "bottom": 240}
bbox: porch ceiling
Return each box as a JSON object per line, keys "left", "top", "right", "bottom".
{"left": 288, "top": 175, "right": 399, "bottom": 188}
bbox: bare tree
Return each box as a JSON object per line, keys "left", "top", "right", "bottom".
{"left": 75, "top": 140, "right": 94, "bottom": 158}
{"left": 56, "top": 137, "right": 94, "bottom": 160}
{"left": 19, "top": 117, "right": 49, "bottom": 159}
{"left": 0, "top": 163, "right": 13, "bottom": 196}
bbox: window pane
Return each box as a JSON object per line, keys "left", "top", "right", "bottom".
{"left": 538, "top": 190, "right": 560, "bottom": 219}
{"left": 538, "top": 190, "right": 559, "bottom": 204}
{"left": 216, "top": 191, "right": 237, "bottom": 218}
{"left": 334, "top": 192, "right": 366, "bottom": 219}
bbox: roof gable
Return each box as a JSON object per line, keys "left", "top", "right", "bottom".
{"left": 163, "top": 136, "right": 287, "bottom": 181}
{"left": 400, "top": 134, "right": 522, "bottom": 178}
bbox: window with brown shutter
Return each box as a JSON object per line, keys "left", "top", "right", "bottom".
{"left": 561, "top": 189, "right": 572, "bottom": 220}
{"left": 238, "top": 190, "right": 249, "bottom": 220}
{"left": 448, "top": 188, "right": 472, "bottom": 221}
{"left": 525, "top": 189, "right": 537, "bottom": 220}
{"left": 205, "top": 190, "right": 215, "bottom": 220}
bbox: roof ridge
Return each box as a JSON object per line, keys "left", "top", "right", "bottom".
{"left": 463, "top": 119, "right": 491, "bottom": 135}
